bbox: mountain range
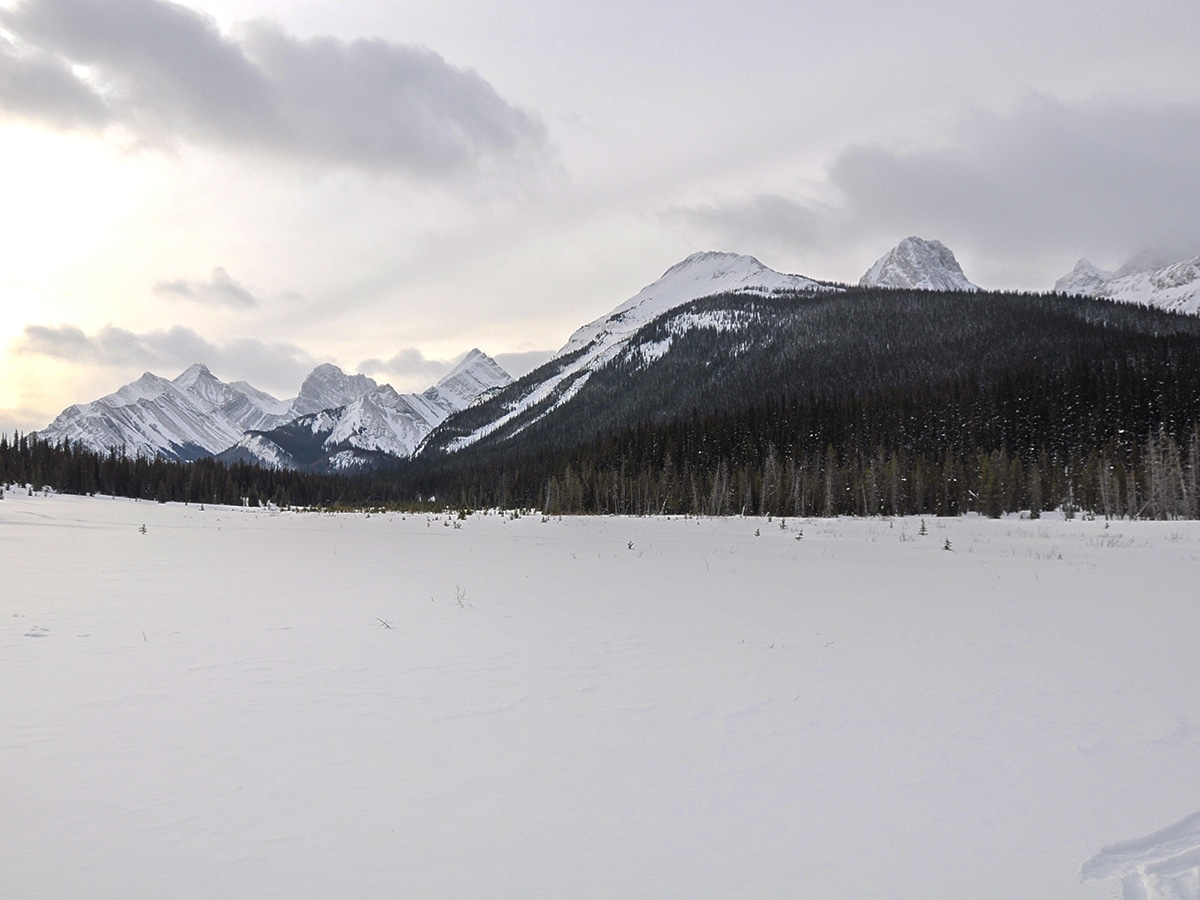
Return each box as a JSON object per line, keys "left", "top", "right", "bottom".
{"left": 1053, "top": 251, "right": 1200, "bottom": 315}
{"left": 35, "top": 236, "right": 1200, "bottom": 470}
{"left": 38, "top": 349, "right": 512, "bottom": 467}
{"left": 220, "top": 349, "right": 512, "bottom": 470}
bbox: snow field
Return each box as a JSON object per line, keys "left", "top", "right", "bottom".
{"left": 3, "top": 493, "right": 1200, "bottom": 898}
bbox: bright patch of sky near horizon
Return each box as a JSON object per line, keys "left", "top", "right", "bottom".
{"left": 1, "top": 0, "right": 1199, "bottom": 431}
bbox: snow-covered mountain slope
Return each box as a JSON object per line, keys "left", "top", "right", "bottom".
{"left": 228, "top": 349, "right": 512, "bottom": 469}
{"left": 37, "top": 365, "right": 292, "bottom": 461}
{"left": 1054, "top": 253, "right": 1200, "bottom": 315}
{"left": 424, "top": 348, "right": 512, "bottom": 410}
{"left": 860, "top": 237, "right": 979, "bottom": 291}
{"left": 1052, "top": 259, "right": 1114, "bottom": 296}
{"left": 286, "top": 364, "right": 377, "bottom": 418}
{"left": 434, "top": 252, "right": 837, "bottom": 453}
{"left": 329, "top": 349, "right": 512, "bottom": 457}
{"left": 230, "top": 380, "right": 292, "bottom": 421}
{"left": 38, "top": 352, "right": 509, "bottom": 467}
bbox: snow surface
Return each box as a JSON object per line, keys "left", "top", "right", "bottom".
{"left": 4, "top": 492, "right": 1199, "bottom": 898}
{"left": 1081, "top": 811, "right": 1200, "bottom": 899}
{"left": 860, "top": 236, "right": 980, "bottom": 291}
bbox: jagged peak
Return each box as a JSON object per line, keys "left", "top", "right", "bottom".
{"left": 438, "top": 348, "right": 508, "bottom": 383}
{"left": 174, "top": 362, "right": 213, "bottom": 380}
{"left": 291, "top": 364, "right": 377, "bottom": 417}
{"left": 309, "top": 362, "right": 346, "bottom": 376}
{"left": 860, "top": 237, "right": 978, "bottom": 292}
{"left": 1054, "top": 259, "right": 1114, "bottom": 295}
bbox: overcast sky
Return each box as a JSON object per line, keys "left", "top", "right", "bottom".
{"left": 2, "top": 0, "right": 1199, "bottom": 432}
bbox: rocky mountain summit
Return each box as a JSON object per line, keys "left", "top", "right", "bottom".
{"left": 859, "top": 237, "right": 979, "bottom": 292}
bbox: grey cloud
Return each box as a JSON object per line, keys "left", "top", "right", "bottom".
{"left": 358, "top": 348, "right": 452, "bottom": 381}
{"left": 0, "top": 0, "right": 550, "bottom": 176}
{"left": 0, "top": 36, "right": 110, "bottom": 128}
{"left": 238, "top": 22, "right": 548, "bottom": 174}
{"left": 828, "top": 97, "right": 1200, "bottom": 268}
{"left": 18, "top": 323, "right": 97, "bottom": 360}
{"left": 154, "top": 267, "right": 258, "bottom": 308}
{"left": 670, "top": 97, "right": 1200, "bottom": 285}
{"left": 665, "top": 193, "right": 831, "bottom": 257}
{"left": 15, "top": 322, "right": 314, "bottom": 395}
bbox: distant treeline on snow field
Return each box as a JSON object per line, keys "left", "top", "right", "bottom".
{"left": 6, "top": 351, "right": 1200, "bottom": 519}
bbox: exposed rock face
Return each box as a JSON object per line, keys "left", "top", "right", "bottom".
{"left": 860, "top": 237, "right": 979, "bottom": 292}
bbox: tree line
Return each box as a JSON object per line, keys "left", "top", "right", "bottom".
{"left": 357, "top": 347, "right": 1200, "bottom": 519}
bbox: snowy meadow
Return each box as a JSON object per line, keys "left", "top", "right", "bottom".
{"left": 3, "top": 492, "right": 1200, "bottom": 898}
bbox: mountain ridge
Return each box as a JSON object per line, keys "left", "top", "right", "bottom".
{"left": 221, "top": 349, "right": 512, "bottom": 470}
{"left": 36, "top": 237, "right": 1200, "bottom": 469}
{"left": 37, "top": 351, "right": 510, "bottom": 465}
{"left": 426, "top": 251, "right": 840, "bottom": 455}
{"left": 1054, "top": 252, "right": 1200, "bottom": 314}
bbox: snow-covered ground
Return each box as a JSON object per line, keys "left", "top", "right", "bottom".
{"left": 3, "top": 492, "right": 1199, "bottom": 898}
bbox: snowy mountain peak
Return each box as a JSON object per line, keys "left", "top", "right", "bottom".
{"left": 662, "top": 250, "right": 768, "bottom": 278}
{"left": 560, "top": 251, "right": 830, "bottom": 359}
{"left": 39, "top": 367, "right": 250, "bottom": 461}
{"left": 223, "top": 351, "right": 511, "bottom": 468}
{"left": 1053, "top": 259, "right": 1113, "bottom": 296}
{"left": 860, "top": 237, "right": 979, "bottom": 292}
{"left": 172, "top": 363, "right": 214, "bottom": 388}
{"left": 1053, "top": 251, "right": 1200, "bottom": 315}
{"left": 108, "top": 372, "right": 178, "bottom": 406}
{"left": 289, "top": 364, "right": 378, "bottom": 418}
{"left": 439, "top": 252, "right": 836, "bottom": 454}
{"left": 428, "top": 349, "right": 512, "bottom": 409}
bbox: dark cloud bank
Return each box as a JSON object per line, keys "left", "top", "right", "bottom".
{"left": 0, "top": 0, "right": 550, "bottom": 176}
{"left": 673, "top": 96, "right": 1200, "bottom": 281}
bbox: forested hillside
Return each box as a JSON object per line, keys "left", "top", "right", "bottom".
{"left": 7, "top": 287, "right": 1200, "bottom": 519}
